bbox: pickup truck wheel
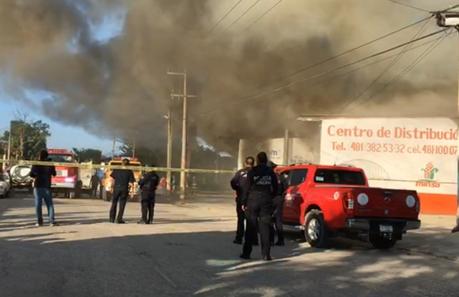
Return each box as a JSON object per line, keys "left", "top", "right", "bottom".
{"left": 369, "top": 234, "right": 397, "bottom": 249}
{"left": 304, "top": 209, "right": 328, "bottom": 248}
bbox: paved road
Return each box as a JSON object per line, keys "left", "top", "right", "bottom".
{"left": 0, "top": 192, "right": 458, "bottom": 297}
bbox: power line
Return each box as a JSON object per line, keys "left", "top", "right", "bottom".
{"left": 244, "top": 0, "right": 283, "bottom": 30}
{"left": 272, "top": 15, "right": 433, "bottom": 83}
{"left": 386, "top": 0, "right": 429, "bottom": 12}
{"left": 367, "top": 29, "right": 452, "bottom": 104}
{"left": 306, "top": 34, "right": 447, "bottom": 92}
{"left": 200, "top": 30, "right": 446, "bottom": 116}
{"left": 221, "top": 0, "right": 262, "bottom": 32}
{"left": 200, "top": 16, "right": 433, "bottom": 115}
{"left": 344, "top": 29, "right": 452, "bottom": 112}
{"left": 235, "top": 28, "right": 448, "bottom": 104}
{"left": 351, "top": 16, "right": 431, "bottom": 102}
{"left": 207, "top": 0, "right": 245, "bottom": 35}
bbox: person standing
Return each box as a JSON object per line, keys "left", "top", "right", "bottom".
{"left": 90, "top": 173, "right": 100, "bottom": 198}
{"left": 138, "top": 168, "right": 160, "bottom": 224}
{"left": 230, "top": 156, "right": 254, "bottom": 244}
{"left": 109, "top": 158, "right": 135, "bottom": 224}
{"left": 240, "top": 152, "right": 278, "bottom": 261}
{"left": 271, "top": 170, "right": 288, "bottom": 246}
{"left": 452, "top": 158, "right": 459, "bottom": 233}
{"left": 30, "top": 150, "right": 57, "bottom": 227}
{"left": 96, "top": 167, "right": 105, "bottom": 200}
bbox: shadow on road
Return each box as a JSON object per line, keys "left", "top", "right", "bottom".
{"left": 0, "top": 227, "right": 458, "bottom": 297}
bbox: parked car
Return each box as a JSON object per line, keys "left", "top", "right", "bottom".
{"left": 277, "top": 164, "right": 421, "bottom": 249}
{"left": 0, "top": 172, "right": 11, "bottom": 198}
{"left": 9, "top": 164, "right": 33, "bottom": 191}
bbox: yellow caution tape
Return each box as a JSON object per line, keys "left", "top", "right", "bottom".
{"left": 0, "top": 159, "right": 235, "bottom": 174}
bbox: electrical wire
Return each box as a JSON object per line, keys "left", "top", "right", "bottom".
{"left": 343, "top": 29, "right": 452, "bottom": 112}
{"left": 244, "top": 0, "right": 283, "bottom": 30}
{"left": 221, "top": 0, "right": 262, "bottom": 33}
{"left": 199, "top": 31, "right": 446, "bottom": 116}
{"left": 368, "top": 29, "right": 452, "bottom": 102}
{"left": 236, "top": 28, "right": 448, "bottom": 104}
{"left": 386, "top": 0, "right": 430, "bottom": 12}
{"left": 351, "top": 16, "right": 431, "bottom": 102}
{"left": 207, "top": 0, "right": 245, "bottom": 35}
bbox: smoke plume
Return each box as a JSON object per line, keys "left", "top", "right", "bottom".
{"left": 0, "top": 0, "right": 458, "bottom": 155}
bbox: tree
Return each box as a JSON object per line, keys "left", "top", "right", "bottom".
{"left": 72, "top": 148, "right": 102, "bottom": 163}
{"left": 1, "top": 118, "right": 50, "bottom": 160}
{"left": 119, "top": 141, "right": 162, "bottom": 166}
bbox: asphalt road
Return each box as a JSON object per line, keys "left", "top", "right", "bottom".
{"left": 0, "top": 191, "right": 458, "bottom": 297}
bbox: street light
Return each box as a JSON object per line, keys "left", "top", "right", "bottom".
{"left": 436, "top": 12, "right": 459, "bottom": 27}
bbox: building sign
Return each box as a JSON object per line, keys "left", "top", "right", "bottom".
{"left": 320, "top": 118, "right": 458, "bottom": 195}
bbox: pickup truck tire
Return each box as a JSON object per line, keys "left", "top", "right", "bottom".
{"left": 304, "top": 209, "right": 328, "bottom": 248}
{"left": 369, "top": 234, "right": 397, "bottom": 249}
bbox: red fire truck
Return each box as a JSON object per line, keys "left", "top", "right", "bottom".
{"left": 47, "top": 149, "right": 79, "bottom": 198}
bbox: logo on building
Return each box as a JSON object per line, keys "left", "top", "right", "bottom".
{"left": 416, "top": 162, "right": 440, "bottom": 188}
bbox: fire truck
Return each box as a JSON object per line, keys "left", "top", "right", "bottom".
{"left": 47, "top": 149, "right": 79, "bottom": 198}
{"left": 103, "top": 157, "right": 143, "bottom": 201}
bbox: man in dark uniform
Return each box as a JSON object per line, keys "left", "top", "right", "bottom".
{"left": 240, "top": 152, "right": 278, "bottom": 261}
{"left": 90, "top": 173, "right": 100, "bottom": 197}
{"left": 138, "top": 168, "right": 159, "bottom": 224}
{"left": 271, "top": 169, "right": 288, "bottom": 246}
{"left": 230, "top": 156, "right": 254, "bottom": 244}
{"left": 109, "top": 158, "right": 135, "bottom": 224}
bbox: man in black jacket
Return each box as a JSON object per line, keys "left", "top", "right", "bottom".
{"left": 240, "top": 152, "right": 278, "bottom": 261}
{"left": 138, "top": 168, "right": 160, "bottom": 224}
{"left": 30, "top": 150, "right": 57, "bottom": 226}
{"left": 109, "top": 158, "right": 135, "bottom": 224}
{"left": 271, "top": 169, "right": 288, "bottom": 246}
{"left": 230, "top": 156, "right": 254, "bottom": 244}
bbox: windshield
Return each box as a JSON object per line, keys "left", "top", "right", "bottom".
{"left": 48, "top": 154, "right": 75, "bottom": 163}
{"left": 314, "top": 169, "right": 366, "bottom": 186}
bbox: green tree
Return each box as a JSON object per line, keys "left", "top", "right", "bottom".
{"left": 1, "top": 119, "right": 50, "bottom": 160}
{"left": 73, "top": 148, "right": 102, "bottom": 163}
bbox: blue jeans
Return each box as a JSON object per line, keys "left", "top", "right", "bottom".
{"left": 34, "top": 188, "right": 55, "bottom": 224}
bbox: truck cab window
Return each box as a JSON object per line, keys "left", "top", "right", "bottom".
{"left": 314, "top": 169, "right": 365, "bottom": 185}
{"left": 289, "top": 169, "right": 308, "bottom": 186}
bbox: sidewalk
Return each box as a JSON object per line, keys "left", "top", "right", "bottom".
{"left": 395, "top": 214, "right": 459, "bottom": 262}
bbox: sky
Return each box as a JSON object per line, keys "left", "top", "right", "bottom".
{"left": 0, "top": 1, "right": 125, "bottom": 155}
{"left": 0, "top": 99, "right": 115, "bottom": 154}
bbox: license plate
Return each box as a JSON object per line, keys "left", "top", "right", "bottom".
{"left": 379, "top": 225, "right": 393, "bottom": 233}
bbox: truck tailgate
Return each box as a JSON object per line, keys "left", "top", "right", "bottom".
{"left": 350, "top": 188, "right": 419, "bottom": 219}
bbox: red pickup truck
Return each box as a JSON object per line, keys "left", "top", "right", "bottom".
{"left": 277, "top": 164, "right": 421, "bottom": 249}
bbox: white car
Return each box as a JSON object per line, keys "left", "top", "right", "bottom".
{"left": 0, "top": 173, "right": 11, "bottom": 198}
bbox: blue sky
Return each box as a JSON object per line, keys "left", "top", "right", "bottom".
{"left": 0, "top": 99, "right": 114, "bottom": 154}
{"left": 0, "top": 2, "right": 126, "bottom": 155}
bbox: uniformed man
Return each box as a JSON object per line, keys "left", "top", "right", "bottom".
{"left": 240, "top": 152, "right": 278, "bottom": 261}
{"left": 230, "top": 156, "right": 255, "bottom": 244}
{"left": 90, "top": 173, "right": 100, "bottom": 197}
{"left": 109, "top": 158, "right": 135, "bottom": 224}
{"left": 271, "top": 169, "right": 288, "bottom": 246}
{"left": 138, "top": 168, "right": 160, "bottom": 224}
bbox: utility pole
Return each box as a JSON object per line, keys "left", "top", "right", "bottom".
{"left": 283, "top": 128, "right": 290, "bottom": 165}
{"left": 7, "top": 124, "right": 11, "bottom": 162}
{"left": 112, "top": 137, "right": 116, "bottom": 158}
{"left": 165, "top": 107, "right": 173, "bottom": 192}
{"left": 436, "top": 12, "right": 459, "bottom": 231}
{"left": 132, "top": 139, "right": 136, "bottom": 158}
{"left": 167, "top": 70, "right": 197, "bottom": 200}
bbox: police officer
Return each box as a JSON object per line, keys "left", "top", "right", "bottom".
{"left": 240, "top": 152, "right": 278, "bottom": 261}
{"left": 109, "top": 158, "right": 135, "bottom": 224}
{"left": 90, "top": 173, "right": 100, "bottom": 197}
{"left": 138, "top": 168, "right": 159, "bottom": 224}
{"left": 230, "top": 156, "right": 255, "bottom": 244}
{"left": 271, "top": 169, "right": 288, "bottom": 246}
